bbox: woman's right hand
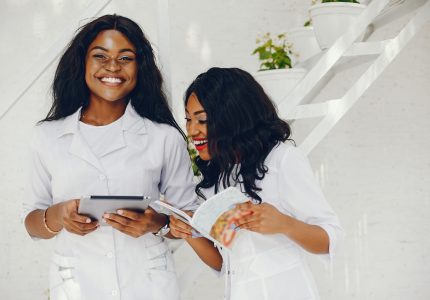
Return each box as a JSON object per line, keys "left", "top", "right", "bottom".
{"left": 169, "top": 213, "right": 193, "bottom": 239}
{"left": 58, "top": 199, "right": 99, "bottom": 236}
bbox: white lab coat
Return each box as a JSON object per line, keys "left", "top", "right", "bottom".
{"left": 23, "top": 103, "right": 198, "bottom": 300}
{"left": 202, "top": 142, "right": 343, "bottom": 300}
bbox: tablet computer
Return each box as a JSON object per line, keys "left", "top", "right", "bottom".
{"left": 78, "top": 195, "right": 151, "bottom": 223}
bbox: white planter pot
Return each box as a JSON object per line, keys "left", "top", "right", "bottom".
{"left": 288, "top": 27, "right": 321, "bottom": 65}
{"left": 309, "top": 2, "right": 366, "bottom": 50}
{"left": 253, "top": 68, "right": 307, "bottom": 105}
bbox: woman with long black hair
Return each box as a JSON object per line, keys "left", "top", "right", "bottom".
{"left": 169, "top": 67, "right": 343, "bottom": 300}
{"left": 23, "top": 14, "right": 196, "bottom": 299}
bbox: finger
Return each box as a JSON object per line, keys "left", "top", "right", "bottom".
{"left": 67, "top": 218, "right": 98, "bottom": 232}
{"left": 70, "top": 211, "right": 92, "bottom": 224}
{"left": 170, "top": 228, "right": 192, "bottom": 239}
{"left": 64, "top": 220, "right": 98, "bottom": 235}
{"left": 184, "top": 211, "right": 194, "bottom": 217}
{"left": 170, "top": 224, "right": 192, "bottom": 235}
{"left": 116, "top": 209, "right": 143, "bottom": 221}
{"left": 104, "top": 213, "right": 134, "bottom": 227}
{"left": 235, "top": 215, "right": 258, "bottom": 227}
{"left": 236, "top": 201, "right": 253, "bottom": 211}
{"left": 105, "top": 219, "right": 139, "bottom": 237}
{"left": 170, "top": 215, "right": 192, "bottom": 232}
{"left": 238, "top": 220, "right": 260, "bottom": 230}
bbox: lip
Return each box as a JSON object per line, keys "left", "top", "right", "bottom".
{"left": 193, "top": 138, "right": 208, "bottom": 152}
{"left": 96, "top": 75, "right": 126, "bottom": 87}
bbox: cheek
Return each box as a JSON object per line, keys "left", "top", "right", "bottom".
{"left": 85, "top": 62, "right": 97, "bottom": 84}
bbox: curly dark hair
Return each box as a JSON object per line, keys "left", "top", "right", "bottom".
{"left": 41, "top": 14, "right": 184, "bottom": 138}
{"left": 185, "top": 67, "right": 292, "bottom": 202}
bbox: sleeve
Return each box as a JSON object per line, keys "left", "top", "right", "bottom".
{"left": 278, "top": 146, "right": 344, "bottom": 264}
{"left": 21, "top": 126, "right": 53, "bottom": 226}
{"left": 159, "top": 128, "right": 199, "bottom": 211}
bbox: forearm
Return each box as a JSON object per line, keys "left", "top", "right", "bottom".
{"left": 281, "top": 215, "right": 329, "bottom": 254}
{"left": 186, "top": 237, "right": 223, "bottom": 271}
{"left": 25, "top": 204, "right": 63, "bottom": 239}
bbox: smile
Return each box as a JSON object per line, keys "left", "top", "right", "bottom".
{"left": 98, "top": 76, "right": 125, "bottom": 86}
{"left": 193, "top": 138, "right": 208, "bottom": 151}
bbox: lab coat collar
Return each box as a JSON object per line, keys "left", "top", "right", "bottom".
{"left": 56, "top": 102, "right": 148, "bottom": 172}
{"left": 57, "top": 102, "right": 148, "bottom": 138}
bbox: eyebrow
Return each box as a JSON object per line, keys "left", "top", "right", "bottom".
{"left": 185, "top": 109, "right": 206, "bottom": 116}
{"left": 89, "top": 46, "right": 136, "bottom": 54}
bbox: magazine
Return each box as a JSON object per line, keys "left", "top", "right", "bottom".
{"left": 155, "top": 187, "right": 250, "bottom": 249}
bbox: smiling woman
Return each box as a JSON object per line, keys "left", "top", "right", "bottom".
{"left": 22, "top": 14, "right": 197, "bottom": 300}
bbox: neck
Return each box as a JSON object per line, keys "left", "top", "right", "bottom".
{"left": 81, "top": 98, "right": 128, "bottom": 126}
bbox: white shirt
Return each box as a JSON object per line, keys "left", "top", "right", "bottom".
{"left": 23, "top": 103, "right": 198, "bottom": 300}
{"left": 78, "top": 115, "right": 124, "bottom": 157}
{"left": 202, "top": 142, "right": 344, "bottom": 300}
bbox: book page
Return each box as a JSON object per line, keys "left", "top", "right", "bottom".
{"left": 154, "top": 200, "right": 192, "bottom": 224}
{"left": 192, "top": 187, "right": 249, "bottom": 248}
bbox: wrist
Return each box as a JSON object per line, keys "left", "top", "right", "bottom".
{"left": 279, "top": 214, "right": 295, "bottom": 236}
{"left": 153, "top": 213, "right": 170, "bottom": 236}
{"left": 44, "top": 205, "right": 63, "bottom": 234}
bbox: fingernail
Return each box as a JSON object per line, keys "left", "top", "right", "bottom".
{"left": 103, "top": 213, "right": 109, "bottom": 219}
{"left": 117, "top": 210, "right": 123, "bottom": 215}
{"left": 86, "top": 218, "right": 91, "bottom": 223}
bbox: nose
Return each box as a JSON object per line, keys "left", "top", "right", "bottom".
{"left": 187, "top": 121, "right": 199, "bottom": 137}
{"left": 105, "top": 58, "right": 121, "bottom": 72}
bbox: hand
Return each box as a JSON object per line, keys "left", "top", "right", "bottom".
{"left": 169, "top": 212, "right": 194, "bottom": 239}
{"left": 103, "top": 207, "right": 166, "bottom": 238}
{"left": 58, "top": 199, "right": 99, "bottom": 236}
{"left": 235, "top": 202, "right": 292, "bottom": 234}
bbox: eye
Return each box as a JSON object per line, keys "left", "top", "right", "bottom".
{"left": 184, "top": 117, "right": 191, "bottom": 123}
{"left": 198, "top": 119, "right": 207, "bottom": 124}
{"left": 93, "top": 54, "right": 107, "bottom": 60}
{"left": 119, "top": 56, "right": 135, "bottom": 62}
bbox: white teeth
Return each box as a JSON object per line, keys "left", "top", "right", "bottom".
{"left": 194, "top": 139, "right": 208, "bottom": 146}
{"left": 101, "top": 77, "right": 122, "bottom": 83}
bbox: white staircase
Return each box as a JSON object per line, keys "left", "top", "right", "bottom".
{"left": 281, "top": 0, "right": 430, "bottom": 155}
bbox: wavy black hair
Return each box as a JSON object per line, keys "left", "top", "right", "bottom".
{"left": 185, "top": 67, "right": 292, "bottom": 202}
{"left": 41, "top": 14, "right": 185, "bottom": 138}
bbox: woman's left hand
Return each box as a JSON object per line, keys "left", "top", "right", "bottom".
{"left": 235, "top": 202, "right": 292, "bottom": 235}
{"left": 103, "top": 207, "right": 166, "bottom": 238}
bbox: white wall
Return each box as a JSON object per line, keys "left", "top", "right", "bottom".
{"left": 1, "top": 1, "right": 429, "bottom": 299}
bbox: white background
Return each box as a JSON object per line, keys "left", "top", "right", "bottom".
{"left": 0, "top": 0, "right": 429, "bottom": 299}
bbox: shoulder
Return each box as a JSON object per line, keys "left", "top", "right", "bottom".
{"left": 144, "top": 119, "right": 186, "bottom": 145}
{"left": 31, "top": 119, "right": 64, "bottom": 146}
{"left": 267, "top": 141, "right": 304, "bottom": 164}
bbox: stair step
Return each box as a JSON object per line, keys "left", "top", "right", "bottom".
{"left": 343, "top": 40, "right": 392, "bottom": 57}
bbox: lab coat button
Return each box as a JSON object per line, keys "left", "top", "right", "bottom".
{"left": 106, "top": 252, "right": 113, "bottom": 258}
{"left": 99, "top": 174, "right": 106, "bottom": 180}
{"left": 111, "top": 290, "right": 118, "bottom": 296}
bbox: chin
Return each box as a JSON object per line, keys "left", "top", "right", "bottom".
{"left": 199, "top": 152, "right": 211, "bottom": 161}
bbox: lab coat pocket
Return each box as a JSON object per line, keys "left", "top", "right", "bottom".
{"left": 49, "top": 253, "right": 81, "bottom": 300}
{"left": 145, "top": 239, "right": 169, "bottom": 271}
{"left": 248, "top": 245, "right": 301, "bottom": 277}
{"left": 146, "top": 241, "right": 180, "bottom": 299}
{"left": 247, "top": 246, "right": 315, "bottom": 300}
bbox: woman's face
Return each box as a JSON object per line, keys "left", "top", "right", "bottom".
{"left": 85, "top": 30, "right": 137, "bottom": 103}
{"left": 186, "top": 93, "right": 210, "bottom": 161}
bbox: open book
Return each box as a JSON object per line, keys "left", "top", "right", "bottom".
{"left": 155, "top": 187, "right": 249, "bottom": 249}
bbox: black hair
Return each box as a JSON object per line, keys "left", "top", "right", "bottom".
{"left": 41, "top": 14, "right": 185, "bottom": 138}
{"left": 185, "top": 67, "right": 293, "bottom": 202}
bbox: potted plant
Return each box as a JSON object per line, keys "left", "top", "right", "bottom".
{"left": 287, "top": 1, "right": 321, "bottom": 65}
{"left": 187, "top": 137, "right": 201, "bottom": 177}
{"left": 309, "top": 0, "right": 367, "bottom": 50}
{"left": 252, "top": 32, "right": 306, "bottom": 105}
